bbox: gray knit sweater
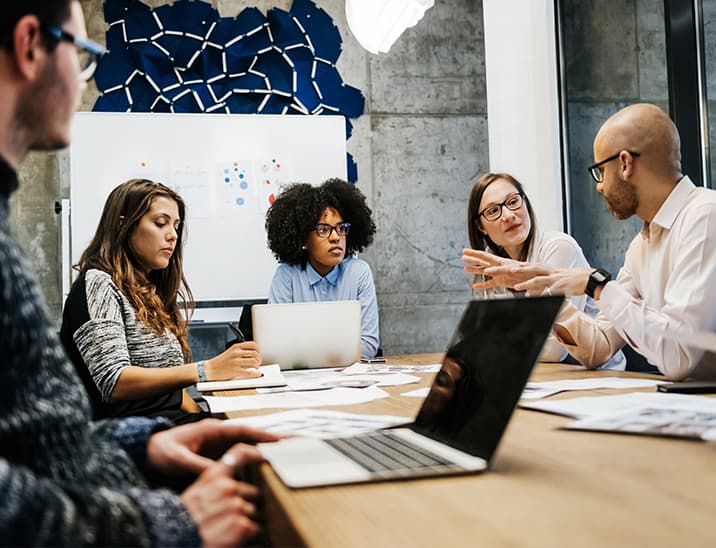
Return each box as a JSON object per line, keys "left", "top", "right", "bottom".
{"left": 0, "top": 157, "right": 200, "bottom": 546}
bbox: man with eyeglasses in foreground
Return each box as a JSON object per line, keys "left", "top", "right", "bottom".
{"left": 469, "top": 103, "right": 716, "bottom": 381}
{"left": 0, "top": 2, "right": 280, "bottom": 545}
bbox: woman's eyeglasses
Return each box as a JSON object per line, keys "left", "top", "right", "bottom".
{"left": 313, "top": 222, "right": 351, "bottom": 238}
{"left": 478, "top": 193, "right": 524, "bottom": 222}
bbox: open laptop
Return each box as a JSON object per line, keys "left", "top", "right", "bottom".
{"left": 258, "top": 295, "right": 564, "bottom": 488}
{"left": 252, "top": 301, "right": 361, "bottom": 369}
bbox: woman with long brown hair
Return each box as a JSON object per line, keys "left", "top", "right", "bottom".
{"left": 61, "top": 179, "right": 260, "bottom": 420}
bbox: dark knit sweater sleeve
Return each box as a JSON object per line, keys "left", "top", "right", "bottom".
{"left": 0, "top": 184, "right": 200, "bottom": 547}
{"left": 91, "top": 416, "right": 174, "bottom": 469}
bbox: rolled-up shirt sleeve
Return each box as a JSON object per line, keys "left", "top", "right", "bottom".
{"left": 555, "top": 197, "right": 716, "bottom": 380}
{"left": 554, "top": 288, "right": 627, "bottom": 369}
{"left": 597, "top": 206, "right": 716, "bottom": 380}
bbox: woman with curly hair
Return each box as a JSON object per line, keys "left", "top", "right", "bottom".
{"left": 60, "top": 179, "right": 261, "bottom": 420}
{"left": 265, "top": 178, "right": 380, "bottom": 358}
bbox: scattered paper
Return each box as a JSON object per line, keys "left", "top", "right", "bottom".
{"left": 225, "top": 409, "right": 410, "bottom": 438}
{"left": 566, "top": 405, "right": 716, "bottom": 441}
{"left": 256, "top": 372, "right": 420, "bottom": 394}
{"left": 283, "top": 368, "right": 343, "bottom": 382}
{"left": 520, "top": 387, "right": 564, "bottom": 400}
{"left": 196, "top": 364, "right": 286, "bottom": 392}
{"left": 521, "top": 377, "right": 665, "bottom": 400}
{"left": 521, "top": 391, "right": 716, "bottom": 420}
{"left": 402, "top": 387, "right": 430, "bottom": 398}
{"left": 204, "top": 385, "right": 390, "bottom": 413}
{"left": 342, "top": 363, "right": 442, "bottom": 375}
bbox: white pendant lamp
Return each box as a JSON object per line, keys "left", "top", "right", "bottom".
{"left": 345, "top": 0, "right": 435, "bottom": 54}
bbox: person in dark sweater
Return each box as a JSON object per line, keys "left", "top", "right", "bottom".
{"left": 0, "top": 2, "right": 279, "bottom": 545}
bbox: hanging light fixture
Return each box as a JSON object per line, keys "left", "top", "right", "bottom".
{"left": 345, "top": 0, "right": 434, "bottom": 54}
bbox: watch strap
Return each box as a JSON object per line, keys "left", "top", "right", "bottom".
{"left": 585, "top": 268, "right": 612, "bottom": 298}
{"left": 197, "top": 360, "right": 207, "bottom": 382}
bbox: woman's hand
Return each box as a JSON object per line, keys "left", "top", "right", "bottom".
{"left": 205, "top": 342, "right": 263, "bottom": 381}
{"left": 462, "top": 249, "right": 523, "bottom": 290}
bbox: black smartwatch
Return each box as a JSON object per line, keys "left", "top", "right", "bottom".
{"left": 585, "top": 268, "right": 612, "bottom": 298}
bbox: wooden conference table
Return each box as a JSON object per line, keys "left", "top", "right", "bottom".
{"left": 222, "top": 354, "right": 716, "bottom": 547}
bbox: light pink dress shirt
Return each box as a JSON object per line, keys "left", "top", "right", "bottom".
{"left": 555, "top": 176, "right": 716, "bottom": 380}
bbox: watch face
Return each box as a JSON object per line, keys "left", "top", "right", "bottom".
{"left": 593, "top": 271, "right": 608, "bottom": 283}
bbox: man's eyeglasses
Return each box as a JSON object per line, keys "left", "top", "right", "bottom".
{"left": 478, "top": 193, "right": 525, "bottom": 222}
{"left": 313, "top": 222, "right": 351, "bottom": 239}
{"left": 587, "top": 151, "right": 640, "bottom": 183}
{"left": 41, "top": 25, "right": 106, "bottom": 81}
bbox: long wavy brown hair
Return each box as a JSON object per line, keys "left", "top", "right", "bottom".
{"left": 75, "top": 179, "right": 194, "bottom": 359}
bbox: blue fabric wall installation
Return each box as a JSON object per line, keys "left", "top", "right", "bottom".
{"left": 94, "top": 0, "right": 363, "bottom": 182}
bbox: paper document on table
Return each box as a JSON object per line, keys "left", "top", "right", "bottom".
{"left": 225, "top": 409, "right": 410, "bottom": 438}
{"left": 521, "top": 391, "right": 716, "bottom": 419}
{"left": 196, "top": 364, "right": 286, "bottom": 392}
{"left": 256, "top": 372, "right": 420, "bottom": 393}
{"left": 204, "top": 385, "right": 390, "bottom": 413}
{"left": 565, "top": 405, "right": 716, "bottom": 441}
{"left": 401, "top": 387, "right": 430, "bottom": 398}
{"left": 342, "top": 363, "right": 442, "bottom": 375}
{"left": 521, "top": 377, "right": 665, "bottom": 399}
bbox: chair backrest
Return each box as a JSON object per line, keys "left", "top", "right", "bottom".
{"left": 622, "top": 344, "right": 661, "bottom": 374}
{"left": 237, "top": 300, "right": 267, "bottom": 341}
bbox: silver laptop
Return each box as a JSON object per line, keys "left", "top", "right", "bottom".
{"left": 252, "top": 300, "right": 361, "bottom": 370}
{"left": 258, "top": 295, "right": 564, "bottom": 488}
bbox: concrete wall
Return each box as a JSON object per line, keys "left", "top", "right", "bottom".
{"left": 9, "top": 0, "right": 712, "bottom": 360}
{"left": 704, "top": 0, "right": 716, "bottom": 187}
{"left": 12, "top": 0, "right": 486, "bottom": 359}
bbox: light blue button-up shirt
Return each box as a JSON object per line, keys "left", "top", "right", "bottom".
{"left": 267, "top": 256, "right": 380, "bottom": 358}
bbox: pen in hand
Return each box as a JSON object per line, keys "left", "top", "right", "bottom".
{"left": 225, "top": 323, "right": 262, "bottom": 376}
{"left": 227, "top": 323, "right": 246, "bottom": 343}
{"left": 224, "top": 323, "right": 247, "bottom": 351}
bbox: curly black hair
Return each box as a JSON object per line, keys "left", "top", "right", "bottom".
{"left": 265, "top": 178, "right": 376, "bottom": 266}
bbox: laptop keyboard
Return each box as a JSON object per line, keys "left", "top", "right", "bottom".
{"left": 325, "top": 431, "right": 460, "bottom": 474}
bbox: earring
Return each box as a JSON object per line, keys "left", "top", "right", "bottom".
{"left": 301, "top": 244, "right": 308, "bottom": 250}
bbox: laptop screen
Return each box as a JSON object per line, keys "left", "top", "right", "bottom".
{"left": 412, "top": 295, "right": 564, "bottom": 462}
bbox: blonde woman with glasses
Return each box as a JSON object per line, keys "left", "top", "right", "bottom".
{"left": 462, "top": 172, "right": 624, "bottom": 369}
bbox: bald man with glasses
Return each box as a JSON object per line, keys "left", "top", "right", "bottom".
{"left": 0, "top": 2, "right": 280, "bottom": 545}
{"left": 471, "top": 103, "right": 716, "bottom": 381}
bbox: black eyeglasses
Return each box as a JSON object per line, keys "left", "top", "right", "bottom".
{"left": 478, "top": 193, "right": 525, "bottom": 222}
{"left": 313, "top": 222, "right": 350, "bottom": 238}
{"left": 587, "top": 151, "right": 640, "bottom": 183}
{"left": 41, "top": 25, "right": 106, "bottom": 81}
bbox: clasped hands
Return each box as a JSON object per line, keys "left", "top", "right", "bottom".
{"left": 461, "top": 248, "right": 593, "bottom": 297}
{"left": 147, "top": 418, "right": 281, "bottom": 547}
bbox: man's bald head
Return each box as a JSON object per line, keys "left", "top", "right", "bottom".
{"left": 595, "top": 103, "right": 682, "bottom": 178}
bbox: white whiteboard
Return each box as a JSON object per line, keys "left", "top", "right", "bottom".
{"left": 68, "top": 112, "right": 347, "bottom": 307}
